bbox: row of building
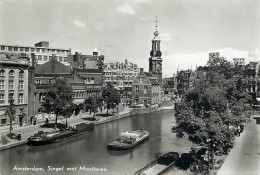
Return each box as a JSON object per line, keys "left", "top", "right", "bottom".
{"left": 163, "top": 51, "right": 260, "bottom": 105}
{"left": 0, "top": 25, "right": 164, "bottom": 127}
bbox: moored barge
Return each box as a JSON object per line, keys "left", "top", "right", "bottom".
{"left": 107, "top": 129, "right": 149, "bottom": 150}
{"left": 27, "top": 123, "right": 94, "bottom": 145}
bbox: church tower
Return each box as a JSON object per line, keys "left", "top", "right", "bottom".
{"left": 149, "top": 16, "right": 162, "bottom": 86}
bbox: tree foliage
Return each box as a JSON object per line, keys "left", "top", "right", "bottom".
{"left": 5, "top": 98, "right": 16, "bottom": 137}
{"left": 84, "top": 96, "right": 102, "bottom": 118}
{"left": 42, "top": 78, "right": 74, "bottom": 127}
{"left": 102, "top": 84, "right": 121, "bottom": 114}
{"left": 174, "top": 57, "right": 252, "bottom": 169}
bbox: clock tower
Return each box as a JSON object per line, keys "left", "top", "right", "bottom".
{"left": 149, "top": 16, "right": 162, "bottom": 86}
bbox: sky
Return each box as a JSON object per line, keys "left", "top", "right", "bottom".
{"left": 0, "top": 0, "right": 260, "bottom": 77}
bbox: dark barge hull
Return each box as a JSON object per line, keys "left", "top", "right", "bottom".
{"left": 28, "top": 123, "right": 94, "bottom": 145}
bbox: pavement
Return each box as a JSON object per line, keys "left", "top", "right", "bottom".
{"left": 217, "top": 117, "right": 260, "bottom": 175}
{"left": 0, "top": 105, "right": 131, "bottom": 150}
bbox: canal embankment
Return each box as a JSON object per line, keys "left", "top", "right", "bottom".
{"left": 0, "top": 103, "right": 174, "bottom": 151}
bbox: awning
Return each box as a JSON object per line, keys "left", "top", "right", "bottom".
{"left": 256, "top": 98, "right": 260, "bottom": 101}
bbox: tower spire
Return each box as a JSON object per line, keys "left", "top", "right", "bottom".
{"left": 154, "top": 16, "right": 159, "bottom": 29}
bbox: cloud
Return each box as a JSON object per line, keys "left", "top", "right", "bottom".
{"left": 117, "top": 3, "right": 135, "bottom": 15}
{"left": 95, "top": 23, "right": 104, "bottom": 31}
{"left": 73, "top": 20, "right": 86, "bottom": 28}
{"left": 162, "top": 48, "right": 249, "bottom": 77}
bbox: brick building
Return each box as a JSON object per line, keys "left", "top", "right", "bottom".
{"left": 131, "top": 68, "right": 161, "bottom": 108}
{"left": 0, "top": 52, "right": 35, "bottom": 126}
{"left": 103, "top": 59, "right": 140, "bottom": 104}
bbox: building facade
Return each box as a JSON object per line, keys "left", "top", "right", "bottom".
{"left": 131, "top": 68, "right": 161, "bottom": 108}
{"left": 0, "top": 52, "right": 35, "bottom": 126}
{"left": 0, "top": 41, "right": 71, "bottom": 66}
{"left": 103, "top": 59, "right": 140, "bottom": 104}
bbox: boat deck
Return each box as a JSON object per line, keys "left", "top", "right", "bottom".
{"left": 143, "top": 164, "right": 167, "bottom": 175}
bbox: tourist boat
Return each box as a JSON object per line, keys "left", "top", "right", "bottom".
{"left": 107, "top": 129, "right": 149, "bottom": 150}
{"left": 27, "top": 123, "right": 94, "bottom": 145}
{"left": 134, "top": 152, "right": 179, "bottom": 175}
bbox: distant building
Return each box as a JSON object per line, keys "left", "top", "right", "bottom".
{"left": 176, "top": 69, "right": 193, "bottom": 96}
{"left": 209, "top": 52, "right": 220, "bottom": 62}
{"left": 162, "top": 75, "right": 177, "bottom": 95}
{"left": 0, "top": 52, "right": 35, "bottom": 126}
{"left": 131, "top": 68, "right": 161, "bottom": 108}
{"left": 0, "top": 41, "right": 71, "bottom": 66}
{"left": 103, "top": 59, "right": 140, "bottom": 104}
{"left": 67, "top": 49, "right": 104, "bottom": 70}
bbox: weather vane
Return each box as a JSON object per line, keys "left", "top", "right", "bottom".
{"left": 154, "top": 16, "right": 159, "bottom": 28}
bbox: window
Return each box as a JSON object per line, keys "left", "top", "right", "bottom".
{"left": 31, "top": 48, "right": 35, "bottom": 52}
{"left": 43, "top": 56, "right": 48, "bottom": 61}
{"left": 9, "top": 93, "right": 14, "bottom": 100}
{"left": 36, "top": 48, "right": 40, "bottom": 52}
{"left": 19, "top": 81, "right": 24, "bottom": 90}
{"left": 135, "top": 86, "right": 139, "bottom": 93}
{"left": 20, "top": 47, "right": 24, "bottom": 51}
{"left": 59, "top": 57, "right": 62, "bottom": 62}
{"left": 38, "top": 55, "right": 42, "bottom": 61}
{"left": 36, "top": 80, "right": 41, "bottom": 84}
{"left": 1, "top": 46, "right": 5, "bottom": 50}
{"left": 9, "top": 70, "right": 14, "bottom": 76}
{"left": 140, "top": 78, "right": 143, "bottom": 83}
{"left": 19, "top": 71, "right": 24, "bottom": 78}
{"left": 0, "top": 80, "right": 4, "bottom": 90}
{"left": 49, "top": 56, "right": 52, "bottom": 60}
{"left": 1, "top": 118, "right": 7, "bottom": 125}
{"left": 14, "top": 47, "right": 18, "bottom": 51}
{"left": 19, "top": 94, "right": 23, "bottom": 104}
{"left": 9, "top": 81, "right": 14, "bottom": 90}
{"left": 144, "top": 86, "right": 147, "bottom": 94}
{"left": 42, "top": 49, "right": 45, "bottom": 53}
{"left": 8, "top": 47, "right": 12, "bottom": 51}
{"left": 64, "top": 57, "right": 67, "bottom": 62}
{"left": 25, "top": 48, "right": 29, "bottom": 52}
{"left": 0, "top": 69, "right": 5, "bottom": 76}
{"left": 0, "top": 94, "right": 4, "bottom": 100}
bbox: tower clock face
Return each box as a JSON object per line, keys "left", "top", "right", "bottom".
{"left": 156, "top": 51, "right": 162, "bottom": 57}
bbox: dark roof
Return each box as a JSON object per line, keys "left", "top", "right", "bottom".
{"left": 67, "top": 74, "right": 85, "bottom": 84}
{"left": 144, "top": 72, "right": 154, "bottom": 77}
{"left": 76, "top": 69, "right": 102, "bottom": 73}
{"left": 35, "top": 59, "right": 72, "bottom": 75}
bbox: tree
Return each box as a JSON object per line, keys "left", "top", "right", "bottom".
{"left": 84, "top": 96, "right": 102, "bottom": 119}
{"left": 174, "top": 57, "right": 252, "bottom": 172}
{"left": 60, "top": 104, "right": 76, "bottom": 127}
{"left": 102, "top": 84, "right": 121, "bottom": 115}
{"left": 5, "top": 98, "right": 15, "bottom": 138}
{"left": 42, "top": 78, "right": 74, "bottom": 129}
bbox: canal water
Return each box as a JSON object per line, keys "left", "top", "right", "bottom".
{"left": 0, "top": 110, "right": 192, "bottom": 175}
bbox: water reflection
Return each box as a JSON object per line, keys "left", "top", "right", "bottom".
{"left": 0, "top": 110, "right": 192, "bottom": 175}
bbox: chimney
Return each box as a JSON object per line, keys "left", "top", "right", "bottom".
{"left": 51, "top": 54, "right": 56, "bottom": 61}
{"left": 93, "top": 47, "right": 98, "bottom": 56}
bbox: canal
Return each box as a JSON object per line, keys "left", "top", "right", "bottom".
{"left": 0, "top": 110, "right": 192, "bottom": 175}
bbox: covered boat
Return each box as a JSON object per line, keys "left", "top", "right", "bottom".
{"left": 28, "top": 123, "right": 94, "bottom": 145}
{"left": 107, "top": 129, "right": 149, "bottom": 150}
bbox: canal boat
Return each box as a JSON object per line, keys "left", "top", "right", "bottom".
{"left": 134, "top": 152, "right": 179, "bottom": 175}
{"left": 107, "top": 129, "right": 149, "bottom": 150}
{"left": 27, "top": 123, "right": 94, "bottom": 145}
